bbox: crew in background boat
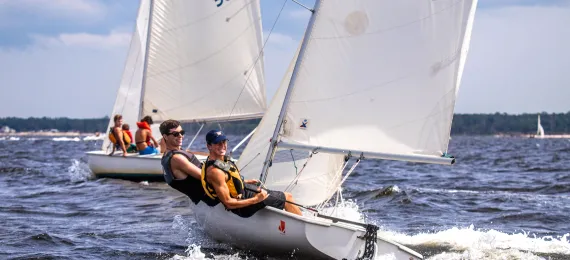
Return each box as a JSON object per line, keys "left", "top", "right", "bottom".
{"left": 121, "top": 123, "right": 138, "bottom": 153}
{"left": 135, "top": 116, "right": 159, "bottom": 155}
{"left": 108, "top": 114, "right": 128, "bottom": 157}
{"left": 160, "top": 120, "right": 218, "bottom": 206}
{"left": 201, "top": 129, "right": 302, "bottom": 217}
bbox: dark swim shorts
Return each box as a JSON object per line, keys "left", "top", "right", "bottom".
{"left": 230, "top": 183, "right": 286, "bottom": 218}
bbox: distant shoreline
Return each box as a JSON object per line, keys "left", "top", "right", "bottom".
{"left": 0, "top": 132, "right": 100, "bottom": 137}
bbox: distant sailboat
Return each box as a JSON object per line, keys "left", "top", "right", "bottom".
{"left": 536, "top": 114, "right": 545, "bottom": 138}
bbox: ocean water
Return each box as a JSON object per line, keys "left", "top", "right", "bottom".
{"left": 0, "top": 135, "right": 569, "bottom": 259}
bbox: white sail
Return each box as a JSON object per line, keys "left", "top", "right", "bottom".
{"left": 277, "top": 0, "right": 477, "bottom": 159}
{"left": 142, "top": 0, "right": 266, "bottom": 123}
{"left": 102, "top": 0, "right": 151, "bottom": 151}
{"left": 537, "top": 114, "right": 545, "bottom": 138}
{"left": 238, "top": 46, "right": 345, "bottom": 206}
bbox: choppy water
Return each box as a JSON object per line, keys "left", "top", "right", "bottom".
{"left": 0, "top": 135, "right": 569, "bottom": 259}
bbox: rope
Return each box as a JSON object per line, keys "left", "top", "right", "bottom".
{"left": 290, "top": 149, "right": 298, "bottom": 175}
{"left": 284, "top": 148, "right": 318, "bottom": 192}
{"left": 317, "top": 156, "right": 362, "bottom": 210}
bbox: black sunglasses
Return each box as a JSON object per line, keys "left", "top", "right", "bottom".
{"left": 166, "top": 130, "right": 185, "bottom": 137}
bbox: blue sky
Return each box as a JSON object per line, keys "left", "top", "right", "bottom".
{"left": 0, "top": 0, "right": 569, "bottom": 118}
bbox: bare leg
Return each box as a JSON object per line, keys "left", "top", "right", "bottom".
{"left": 284, "top": 192, "right": 302, "bottom": 216}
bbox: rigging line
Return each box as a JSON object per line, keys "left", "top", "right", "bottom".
{"left": 291, "top": 0, "right": 313, "bottom": 12}
{"left": 290, "top": 149, "right": 298, "bottom": 175}
{"left": 316, "top": 160, "right": 350, "bottom": 209}
{"left": 225, "top": 0, "right": 289, "bottom": 122}
{"left": 284, "top": 148, "right": 318, "bottom": 192}
{"left": 239, "top": 141, "right": 271, "bottom": 171}
{"left": 318, "top": 156, "right": 362, "bottom": 210}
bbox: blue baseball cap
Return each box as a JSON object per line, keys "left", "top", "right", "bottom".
{"left": 206, "top": 129, "right": 228, "bottom": 144}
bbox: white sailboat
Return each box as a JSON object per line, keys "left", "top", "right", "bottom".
{"left": 536, "top": 114, "right": 545, "bottom": 138}
{"left": 194, "top": 0, "right": 478, "bottom": 259}
{"left": 86, "top": 0, "right": 266, "bottom": 180}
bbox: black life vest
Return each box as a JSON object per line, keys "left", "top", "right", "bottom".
{"left": 161, "top": 150, "right": 218, "bottom": 206}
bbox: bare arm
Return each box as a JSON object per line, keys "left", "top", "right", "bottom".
{"left": 148, "top": 130, "right": 158, "bottom": 147}
{"left": 207, "top": 167, "right": 267, "bottom": 209}
{"left": 170, "top": 154, "right": 201, "bottom": 180}
{"left": 113, "top": 127, "right": 127, "bottom": 156}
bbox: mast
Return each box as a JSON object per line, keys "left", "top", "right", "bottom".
{"left": 138, "top": 0, "right": 155, "bottom": 120}
{"left": 258, "top": 0, "right": 322, "bottom": 183}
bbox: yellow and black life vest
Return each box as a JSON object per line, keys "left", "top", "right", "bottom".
{"left": 108, "top": 127, "right": 131, "bottom": 145}
{"left": 201, "top": 156, "right": 244, "bottom": 200}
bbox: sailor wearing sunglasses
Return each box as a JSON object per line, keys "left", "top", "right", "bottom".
{"left": 159, "top": 120, "right": 218, "bottom": 206}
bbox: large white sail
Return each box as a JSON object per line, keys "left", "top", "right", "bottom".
{"left": 142, "top": 0, "right": 266, "bottom": 123}
{"left": 278, "top": 0, "right": 477, "bottom": 159}
{"left": 238, "top": 46, "right": 345, "bottom": 206}
{"left": 102, "top": 0, "right": 151, "bottom": 151}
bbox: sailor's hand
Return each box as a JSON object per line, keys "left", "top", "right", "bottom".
{"left": 255, "top": 189, "right": 268, "bottom": 202}
{"left": 245, "top": 179, "right": 260, "bottom": 185}
{"left": 122, "top": 153, "right": 127, "bottom": 157}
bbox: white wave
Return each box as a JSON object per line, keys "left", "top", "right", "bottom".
{"left": 0, "top": 137, "right": 22, "bottom": 141}
{"left": 382, "top": 224, "right": 570, "bottom": 259}
{"left": 67, "top": 159, "right": 93, "bottom": 182}
{"left": 53, "top": 137, "right": 81, "bottom": 142}
{"left": 318, "top": 199, "right": 364, "bottom": 222}
{"left": 83, "top": 135, "right": 105, "bottom": 141}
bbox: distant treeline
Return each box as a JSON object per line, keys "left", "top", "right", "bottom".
{"left": 1, "top": 112, "right": 569, "bottom": 135}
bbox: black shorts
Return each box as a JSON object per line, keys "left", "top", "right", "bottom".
{"left": 230, "top": 184, "right": 286, "bottom": 218}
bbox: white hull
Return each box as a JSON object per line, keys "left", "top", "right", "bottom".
{"left": 86, "top": 151, "right": 207, "bottom": 181}
{"left": 194, "top": 203, "right": 423, "bottom": 260}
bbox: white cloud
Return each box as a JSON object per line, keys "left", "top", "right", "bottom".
{"left": 456, "top": 5, "right": 570, "bottom": 113}
{"left": 0, "top": 0, "right": 106, "bottom": 19}
{"left": 289, "top": 9, "right": 311, "bottom": 20}
{"left": 30, "top": 30, "right": 131, "bottom": 50}
{"left": 263, "top": 33, "right": 300, "bottom": 101}
{"left": 0, "top": 30, "right": 131, "bottom": 118}
{"left": 266, "top": 32, "right": 297, "bottom": 47}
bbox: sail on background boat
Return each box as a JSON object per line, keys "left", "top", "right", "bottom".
{"left": 102, "top": 0, "right": 151, "bottom": 151}
{"left": 90, "top": 0, "right": 267, "bottom": 179}
{"left": 101, "top": 0, "right": 266, "bottom": 152}
{"left": 143, "top": 0, "right": 266, "bottom": 123}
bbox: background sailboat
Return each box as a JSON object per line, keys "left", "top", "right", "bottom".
{"left": 86, "top": 0, "right": 266, "bottom": 180}
{"left": 195, "top": 0, "right": 478, "bottom": 259}
{"left": 536, "top": 114, "right": 545, "bottom": 138}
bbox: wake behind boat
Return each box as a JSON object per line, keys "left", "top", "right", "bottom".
{"left": 193, "top": 0, "right": 478, "bottom": 259}
{"left": 86, "top": 0, "right": 267, "bottom": 180}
